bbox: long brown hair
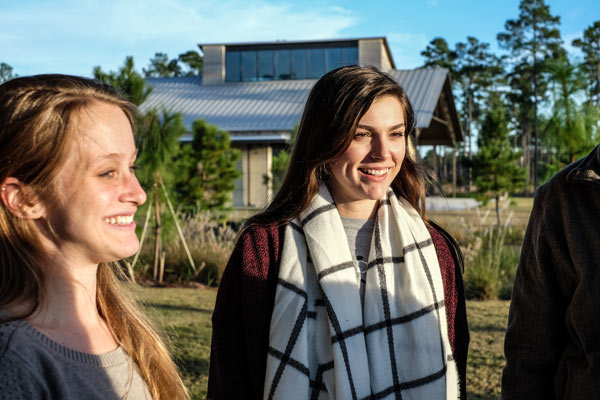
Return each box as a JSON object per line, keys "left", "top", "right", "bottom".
{"left": 0, "top": 74, "right": 188, "bottom": 400}
{"left": 251, "top": 65, "right": 426, "bottom": 226}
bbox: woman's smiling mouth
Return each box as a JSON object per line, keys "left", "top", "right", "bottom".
{"left": 104, "top": 215, "right": 134, "bottom": 225}
{"left": 359, "top": 167, "right": 391, "bottom": 177}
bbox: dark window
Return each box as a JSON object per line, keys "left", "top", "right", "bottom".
{"left": 275, "top": 50, "right": 291, "bottom": 80}
{"left": 241, "top": 51, "right": 257, "bottom": 81}
{"left": 258, "top": 50, "right": 274, "bottom": 80}
{"left": 326, "top": 48, "right": 343, "bottom": 72}
{"left": 343, "top": 47, "right": 358, "bottom": 65}
{"left": 291, "top": 49, "right": 307, "bottom": 79}
{"left": 225, "top": 51, "right": 241, "bottom": 82}
{"left": 308, "top": 48, "right": 325, "bottom": 78}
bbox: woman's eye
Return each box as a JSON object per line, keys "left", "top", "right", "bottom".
{"left": 354, "top": 132, "right": 370, "bottom": 139}
{"left": 100, "top": 170, "right": 118, "bottom": 178}
{"left": 129, "top": 165, "right": 139, "bottom": 173}
{"left": 391, "top": 131, "right": 405, "bottom": 137}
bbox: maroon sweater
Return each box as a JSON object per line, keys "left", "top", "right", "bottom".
{"left": 208, "top": 222, "right": 469, "bottom": 399}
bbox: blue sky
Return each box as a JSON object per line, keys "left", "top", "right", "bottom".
{"left": 2, "top": 0, "right": 598, "bottom": 77}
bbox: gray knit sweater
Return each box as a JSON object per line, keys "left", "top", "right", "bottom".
{"left": 0, "top": 319, "right": 152, "bottom": 399}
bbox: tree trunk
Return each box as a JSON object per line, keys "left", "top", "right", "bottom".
{"left": 495, "top": 194, "right": 501, "bottom": 228}
{"left": 467, "top": 91, "right": 473, "bottom": 193}
{"left": 452, "top": 146, "right": 457, "bottom": 197}
{"left": 152, "top": 189, "right": 162, "bottom": 283}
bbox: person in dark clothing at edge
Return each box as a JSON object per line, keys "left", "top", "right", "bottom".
{"left": 502, "top": 144, "right": 600, "bottom": 400}
{"left": 208, "top": 65, "right": 469, "bottom": 400}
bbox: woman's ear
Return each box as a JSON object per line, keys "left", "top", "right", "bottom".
{"left": 0, "top": 177, "right": 46, "bottom": 219}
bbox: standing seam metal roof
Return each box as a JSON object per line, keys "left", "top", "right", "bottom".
{"left": 141, "top": 68, "right": 450, "bottom": 135}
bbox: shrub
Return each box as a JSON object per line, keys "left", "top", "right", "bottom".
{"left": 134, "top": 210, "right": 237, "bottom": 286}
{"left": 460, "top": 194, "right": 524, "bottom": 300}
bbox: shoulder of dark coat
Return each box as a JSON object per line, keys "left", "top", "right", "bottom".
{"left": 539, "top": 145, "right": 600, "bottom": 196}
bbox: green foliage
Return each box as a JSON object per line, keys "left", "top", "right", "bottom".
{"left": 136, "top": 109, "right": 187, "bottom": 188}
{"left": 0, "top": 62, "right": 16, "bottom": 83}
{"left": 176, "top": 119, "right": 241, "bottom": 219}
{"left": 143, "top": 50, "right": 203, "bottom": 78}
{"left": 541, "top": 55, "right": 599, "bottom": 173}
{"left": 572, "top": 21, "right": 600, "bottom": 105}
{"left": 420, "top": 37, "right": 457, "bottom": 72}
{"left": 475, "top": 93, "right": 526, "bottom": 224}
{"left": 93, "top": 56, "right": 151, "bottom": 106}
{"left": 143, "top": 52, "right": 182, "bottom": 77}
{"left": 177, "top": 50, "right": 203, "bottom": 76}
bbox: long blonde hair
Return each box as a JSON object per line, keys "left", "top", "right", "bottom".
{"left": 0, "top": 74, "right": 188, "bottom": 400}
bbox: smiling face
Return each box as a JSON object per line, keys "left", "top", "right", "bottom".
{"left": 328, "top": 95, "right": 406, "bottom": 218}
{"left": 40, "top": 101, "right": 146, "bottom": 266}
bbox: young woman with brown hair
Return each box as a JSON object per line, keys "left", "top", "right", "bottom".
{"left": 0, "top": 74, "right": 188, "bottom": 399}
{"left": 208, "top": 66, "right": 469, "bottom": 400}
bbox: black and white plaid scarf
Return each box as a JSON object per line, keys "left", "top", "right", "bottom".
{"left": 264, "top": 185, "right": 458, "bottom": 400}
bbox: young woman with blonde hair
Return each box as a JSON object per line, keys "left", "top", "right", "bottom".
{"left": 209, "top": 66, "right": 469, "bottom": 399}
{"left": 0, "top": 74, "right": 188, "bottom": 399}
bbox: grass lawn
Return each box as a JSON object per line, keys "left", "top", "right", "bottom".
{"left": 133, "top": 287, "right": 510, "bottom": 399}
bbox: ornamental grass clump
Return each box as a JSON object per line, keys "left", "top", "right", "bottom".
{"left": 460, "top": 193, "right": 522, "bottom": 300}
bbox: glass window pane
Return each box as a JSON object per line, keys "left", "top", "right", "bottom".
{"left": 226, "top": 51, "right": 240, "bottom": 82}
{"left": 326, "top": 48, "right": 343, "bottom": 72}
{"left": 258, "top": 50, "right": 274, "bottom": 81}
{"left": 291, "top": 49, "right": 307, "bottom": 79}
{"left": 308, "top": 48, "right": 325, "bottom": 78}
{"left": 241, "top": 51, "right": 257, "bottom": 81}
{"left": 342, "top": 47, "right": 359, "bottom": 65}
{"left": 275, "top": 50, "right": 291, "bottom": 80}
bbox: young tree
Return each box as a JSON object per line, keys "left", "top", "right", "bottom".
{"left": 475, "top": 93, "right": 526, "bottom": 227}
{"left": 572, "top": 21, "right": 600, "bottom": 106}
{"left": 176, "top": 119, "right": 241, "bottom": 220}
{"left": 0, "top": 62, "right": 16, "bottom": 83}
{"left": 497, "top": 0, "right": 562, "bottom": 189}
{"left": 93, "top": 56, "right": 151, "bottom": 106}
{"left": 136, "top": 109, "right": 187, "bottom": 283}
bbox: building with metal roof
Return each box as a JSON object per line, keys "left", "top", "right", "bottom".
{"left": 141, "top": 37, "right": 463, "bottom": 208}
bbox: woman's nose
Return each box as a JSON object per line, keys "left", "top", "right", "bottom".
{"left": 370, "top": 135, "right": 390, "bottom": 160}
{"left": 123, "top": 173, "right": 147, "bottom": 205}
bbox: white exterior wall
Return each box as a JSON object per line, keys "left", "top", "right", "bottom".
{"left": 233, "top": 144, "right": 272, "bottom": 207}
{"left": 202, "top": 45, "right": 225, "bottom": 85}
{"left": 358, "top": 39, "right": 393, "bottom": 72}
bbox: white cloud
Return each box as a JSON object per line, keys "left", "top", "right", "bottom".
{"left": 1, "top": 0, "right": 357, "bottom": 76}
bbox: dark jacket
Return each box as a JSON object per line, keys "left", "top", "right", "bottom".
{"left": 208, "top": 221, "right": 469, "bottom": 399}
{"left": 502, "top": 145, "right": 600, "bottom": 399}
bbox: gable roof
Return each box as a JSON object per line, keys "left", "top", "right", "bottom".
{"left": 141, "top": 68, "right": 462, "bottom": 144}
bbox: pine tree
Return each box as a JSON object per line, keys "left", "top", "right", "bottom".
{"left": 572, "top": 21, "right": 600, "bottom": 106}
{"left": 497, "top": 0, "right": 562, "bottom": 189}
{"left": 0, "top": 62, "right": 16, "bottom": 83}
{"left": 93, "top": 56, "right": 151, "bottom": 106}
{"left": 177, "top": 119, "right": 241, "bottom": 220}
{"left": 475, "top": 93, "right": 526, "bottom": 226}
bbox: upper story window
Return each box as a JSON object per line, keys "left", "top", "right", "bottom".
{"left": 225, "top": 45, "right": 358, "bottom": 82}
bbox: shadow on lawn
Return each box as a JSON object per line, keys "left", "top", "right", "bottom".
{"left": 470, "top": 324, "right": 506, "bottom": 333}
